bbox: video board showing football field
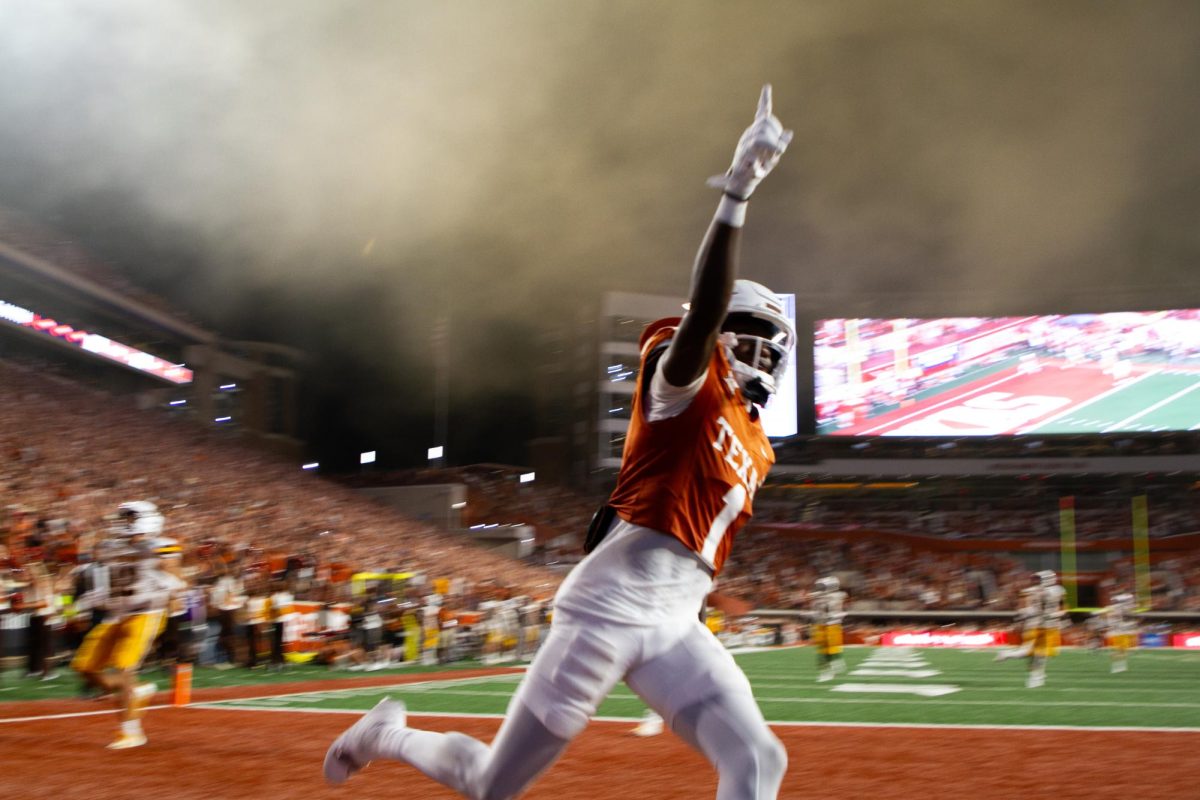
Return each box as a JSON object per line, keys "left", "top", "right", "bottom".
{"left": 815, "top": 310, "right": 1200, "bottom": 436}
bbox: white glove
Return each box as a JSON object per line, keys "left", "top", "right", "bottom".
{"left": 707, "top": 84, "right": 793, "bottom": 200}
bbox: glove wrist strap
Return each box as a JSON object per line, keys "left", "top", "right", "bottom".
{"left": 715, "top": 194, "right": 748, "bottom": 227}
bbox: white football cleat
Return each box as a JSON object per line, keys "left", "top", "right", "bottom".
{"left": 1026, "top": 671, "right": 1045, "bottom": 689}
{"left": 631, "top": 712, "right": 663, "bottom": 738}
{"left": 323, "top": 698, "right": 407, "bottom": 785}
{"left": 107, "top": 732, "right": 148, "bottom": 750}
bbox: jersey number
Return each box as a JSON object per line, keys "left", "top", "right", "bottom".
{"left": 701, "top": 485, "right": 746, "bottom": 565}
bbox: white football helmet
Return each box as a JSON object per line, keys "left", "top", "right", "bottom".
{"left": 117, "top": 500, "right": 165, "bottom": 537}
{"left": 1035, "top": 570, "right": 1057, "bottom": 587}
{"left": 721, "top": 279, "right": 795, "bottom": 406}
{"left": 816, "top": 575, "right": 839, "bottom": 592}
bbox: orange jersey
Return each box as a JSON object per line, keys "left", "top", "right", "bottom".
{"left": 608, "top": 318, "right": 774, "bottom": 574}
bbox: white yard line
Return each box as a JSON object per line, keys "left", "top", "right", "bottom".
{"left": 1102, "top": 377, "right": 1200, "bottom": 432}
{"left": 0, "top": 704, "right": 173, "bottom": 725}
{"left": 195, "top": 684, "right": 1200, "bottom": 710}
{"left": 1018, "top": 370, "right": 1157, "bottom": 433}
{"left": 183, "top": 703, "right": 1200, "bottom": 734}
{"left": 0, "top": 670, "right": 526, "bottom": 725}
{"left": 6, "top": 694, "right": 1192, "bottom": 735}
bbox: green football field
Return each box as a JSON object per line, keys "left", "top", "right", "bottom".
{"left": 1026, "top": 370, "right": 1200, "bottom": 433}
{"left": 184, "top": 646, "right": 1200, "bottom": 731}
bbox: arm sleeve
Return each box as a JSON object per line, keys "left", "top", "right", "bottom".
{"left": 645, "top": 352, "right": 706, "bottom": 422}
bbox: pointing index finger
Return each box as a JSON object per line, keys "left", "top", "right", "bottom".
{"left": 756, "top": 84, "right": 773, "bottom": 119}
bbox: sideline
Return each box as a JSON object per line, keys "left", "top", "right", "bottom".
{"left": 5, "top": 697, "right": 1199, "bottom": 735}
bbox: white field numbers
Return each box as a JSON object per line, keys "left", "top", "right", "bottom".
{"left": 701, "top": 484, "right": 747, "bottom": 565}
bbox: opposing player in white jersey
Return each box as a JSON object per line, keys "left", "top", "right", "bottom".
{"left": 810, "top": 576, "right": 847, "bottom": 682}
{"left": 71, "top": 502, "right": 186, "bottom": 748}
{"left": 325, "top": 85, "right": 794, "bottom": 799}
{"left": 1020, "top": 570, "right": 1066, "bottom": 688}
{"left": 1099, "top": 592, "right": 1137, "bottom": 673}
{"left": 995, "top": 584, "right": 1040, "bottom": 662}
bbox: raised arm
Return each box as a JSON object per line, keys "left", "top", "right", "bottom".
{"left": 661, "top": 85, "right": 792, "bottom": 387}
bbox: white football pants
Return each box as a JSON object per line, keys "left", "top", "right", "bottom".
{"left": 368, "top": 611, "right": 787, "bottom": 800}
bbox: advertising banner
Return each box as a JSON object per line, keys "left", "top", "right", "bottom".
{"left": 1170, "top": 633, "right": 1200, "bottom": 649}
{"left": 881, "top": 631, "right": 1009, "bottom": 648}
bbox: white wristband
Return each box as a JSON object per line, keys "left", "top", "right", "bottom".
{"left": 715, "top": 194, "right": 747, "bottom": 228}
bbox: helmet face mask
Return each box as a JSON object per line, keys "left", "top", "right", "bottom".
{"left": 720, "top": 280, "right": 795, "bottom": 406}
{"left": 815, "top": 575, "right": 839, "bottom": 592}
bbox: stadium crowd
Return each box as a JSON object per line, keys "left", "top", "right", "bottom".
{"left": 0, "top": 356, "right": 559, "bottom": 676}
{"left": 2, "top": 347, "right": 1198, "bottom": 681}
{"left": 752, "top": 490, "right": 1200, "bottom": 541}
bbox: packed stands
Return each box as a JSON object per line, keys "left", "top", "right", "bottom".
{"left": 3, "top": 341, "right": 1199, "bottom": 675}
{"left": 0, "top": 356, "right": 559, "bottom": 603}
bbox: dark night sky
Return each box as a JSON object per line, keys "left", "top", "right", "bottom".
{"left": 1, "top": 1, "right": 1199, "bottom": 468}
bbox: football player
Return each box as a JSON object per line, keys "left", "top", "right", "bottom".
{"left": 1100, "top": 591, "right": 1136, "bottom": 674}
{"left": 70, "top": 502, "right": 183, "bottom": 749}
{"left": 1024, "top": 570, "right": 1066, "bottom": 688}
{"left": 811, "top": 576, "right": 847, "bottom": 682}
{"left": 477, "top": 600, "right": 502, "bottom": 665}
{"left": 516, "top": 596, "right": 545, "bottom": 661}
{"left": 325, "top": 84, "right": 793, "bottom": 799}
{"left": 994, "top": 583, "right": 1040, "bottom": 662}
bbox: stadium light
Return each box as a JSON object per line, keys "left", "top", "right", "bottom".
{"left": 219, "top": 383, "right": 237, "bottom": 390}
{"left": 360, "top": 450, "right": 377, "bottom": 465}
{"left": 168, "top": 399, "right": 186, "bottom": 406}
{"left": 214, "top": 416, "right": 232, "bottom": 423}
{"left": 428, "top": 445, "right": 444, "bottom": 460}
{"left": 519, "top": 472, "right": 535, "bottom": 484}
{"left": 302, "top": 462, "right": 319, "bottom": 470}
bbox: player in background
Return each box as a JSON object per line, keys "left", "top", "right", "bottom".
{"left": 496, "top": 598, "right": 521, "bottom": 662}
{"left": 477, "top": 600, "right": 501, "bottom": 665}
{"left": 995, "top": 583, "right": 1040, "bottom": 662}
{"left": 516, "top": 596, "right": 545, "bottom": 661}
{"left": 70, "top": 502, "right": 185, "bottom": 749}
{"left": 1019, "top": 570, "right": 1066, "bottom": 688}
{"left": 325, "top": 84, "right": 793, "bottom": 799}
{"left": 810, "top": 576, "right": 847, "bottom": 682}
{"left": 421, "top": 594, "right": 442, "bottom": 665}
{"left": 1099, "top": 591, "right": 1137, "bottom": 673}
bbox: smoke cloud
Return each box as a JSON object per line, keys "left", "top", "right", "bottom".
{"left": 1, "top": 1, "right": 1198, "bottom": 458}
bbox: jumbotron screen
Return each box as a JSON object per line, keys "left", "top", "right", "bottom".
{"left": 814, "top": 311, "right": 1200, "bottom": 436}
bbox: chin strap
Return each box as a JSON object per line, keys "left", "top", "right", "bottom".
{"left": 721, "top": 333, "right": 774, "bottom": 407}
{"left": 730, "top": 360, "right": 772, "bottom": 406}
